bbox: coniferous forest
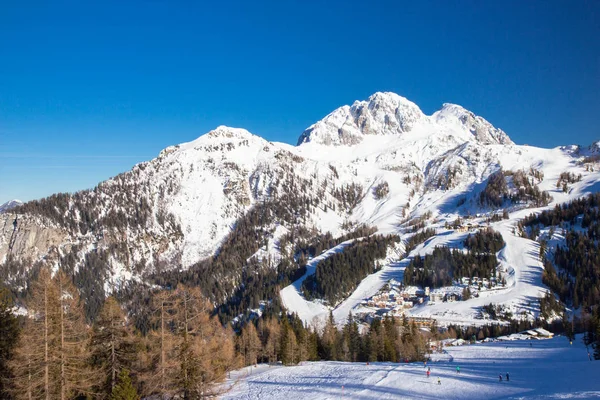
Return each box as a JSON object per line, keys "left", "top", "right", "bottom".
{"left": 301, "top": 234, "right": 400, "bottom": 305}
{"left": 404, "top": 228, "right": 505, "bottom": 289}
{"left": 520, "top": 193, "right": 600, "bottom": 357}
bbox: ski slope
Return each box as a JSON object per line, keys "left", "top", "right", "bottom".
{"left": 223, "top": 336, "right": 600, "bottom": 399}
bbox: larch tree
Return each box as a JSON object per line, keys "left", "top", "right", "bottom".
{"left": 141, "top": 289, "right": 178, "bottom": 398}
{"left": 10, "top": 268, "right": 92, "bottom": 400}
{"left": 237, "top": 322, "right": 261, "bottom": 366}
{"left": 143, "top": 286, "right": 237, "bottom": 399}
{"left": 91, "top": 296, "right": 137, "bottom": 399}
{"left": 10, "top": 267, "right": 58, "bottom": 400}
{"left": 53, "top": 270, "right": 94, "bottom": 400}
{"left": 171, "top": 286, "right": 236, "bottom": 399}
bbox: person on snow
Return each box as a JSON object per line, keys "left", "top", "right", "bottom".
{"left": 456, "top": 366, "right": 460, "bottom": 374}
{"left": 426, "top": 370, "right": 431, "bottom": 378}
{"left": 437, "top": 377, "right": 441, "bottom": 385}
{"left": 499, "top": 374, "right": 503, "bottom": 382}
{"left": 506, "top": 372, "right": 509, "bottom": 382}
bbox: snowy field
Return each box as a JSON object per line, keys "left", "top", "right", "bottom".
{"left": 222, "top": 336, "right": 600, "bottom": 399}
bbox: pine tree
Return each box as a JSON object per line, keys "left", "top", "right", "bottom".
{"left": 320, "top": 311, "right": 339, "bottom": 360}
{"left": 279, "top": 317, "right": 297, "bottom": 365}
{"left": 109, "top": 369, "right": 140, "bottom": 400}
{"left": 0, "top": 286, "right": 20, "bottom": 398}
{"left": 342, "top": 312, "right": 360, "bottom": 362}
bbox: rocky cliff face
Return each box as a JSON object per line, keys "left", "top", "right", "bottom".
{"left": 0, "top": 213, "right": 68, "bottom": 263}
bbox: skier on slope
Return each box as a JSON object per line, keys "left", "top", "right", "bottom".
{"left": 499, "top": 374, "right": 503, "bottom": 382}
{"left": 437, "top": 377, "right": 441, "bottom": 385}
{"left": 426, "top": 370, "right": 431, "bottom": 378}
{"left": 456, "top": 366, "right": 460, "bottom": 374}
{"left": 506, "top": 372, "right": 509, "bottom": 382}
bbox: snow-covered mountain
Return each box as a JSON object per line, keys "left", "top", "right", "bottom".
{"left": 0, "top": 200, "right": 23, "bottom": 213}
{"left": 297, "top": 92, "right": 512, "bottom": 146}
{"left": 1, "top": 92, "right": 598, "bottom": 326}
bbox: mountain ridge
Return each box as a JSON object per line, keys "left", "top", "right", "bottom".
{"left": 1, "top": 91, "right": 599, "bottom": 326}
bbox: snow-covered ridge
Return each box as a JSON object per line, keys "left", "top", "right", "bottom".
{"left": 0, "top": 199, "right": 23, "bottom": 213}
{"left": 297, "top": 92, "right": 512, "bottom": 146}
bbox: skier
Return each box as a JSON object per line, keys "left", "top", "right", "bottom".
{"left": 456, "top": 366, "right": 460, "bottom": 374}
{"left": 506, "top": 372, "right": 509, "bottom": 382}
{"left": 427, "top": 370, "right": 431, "bottom": 378}
{"left": 499, "top": 374, "right": 503, "bottom": 382}
{"left": 437, "top": 377, "right": 441, "bottom": 385}
{"left": 530, "top": 342, "right": 532, "bottom": 347}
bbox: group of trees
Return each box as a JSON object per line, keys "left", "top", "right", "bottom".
{"left": 301, "top": 235, "right": 400, "bottom": 305}
{"left": 479, "top": 169, "right": 551, "bottom": 208}
{"left": 463, "top": 228, "right": 505, "bottom": 254}
{"left": 2, "top": 270, "right": 237, "bottom": 399}
{"left": 556, "top": 171, "right": 582, "bottom": 193}
{"left": 373, "top": 181, "right": 390, "bottom": 200}
{"left": 402, "top": 225, "right": 505, "bottom": 300}
{"left": 237, "top": 312, "right": 432, "bottom": 366}
{"left": 404, "top": 246, "right": 500, "bottom": 289}
{"left": 404, "top": 228, "right": 437, "bottom": 255}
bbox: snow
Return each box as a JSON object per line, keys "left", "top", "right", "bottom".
{"left": 3, "top": 91, "right": 599, "bottom": 328}
{"left": 222, "top": 335, "right": 600, "bottom": 399}
{"left": 0, "top": 199, "right": 23, "bottom": 213}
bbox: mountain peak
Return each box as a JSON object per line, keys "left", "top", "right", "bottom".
{"left": 297, "top": 92, "right": 425, "bottom": 146}
{"left": 432, "top": 103, "right": 513, "bottom": 145}
{"left": 297, "top": 92, "right": 512, "bottom": 146}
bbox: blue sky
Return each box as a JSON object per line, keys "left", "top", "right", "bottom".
{"left": 1, "top": 1, "right": 599, "bottom": 204}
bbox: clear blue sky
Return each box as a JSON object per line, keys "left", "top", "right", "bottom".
{"left": 1, "top": 1, "right": 599, "bottom": 204}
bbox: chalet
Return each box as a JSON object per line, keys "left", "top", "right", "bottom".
{"left": 446, "top": 293, "right": 461, "bottom": 302}
{"left": 430, "top": 293, "right": 445, "bottom": 303}
{"left": 534, "top": 328, "right": 554, "bottom": 338}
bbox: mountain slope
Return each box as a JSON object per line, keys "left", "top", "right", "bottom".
{"left": 1, "top": 92, "right": 598, "bottom": 326}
